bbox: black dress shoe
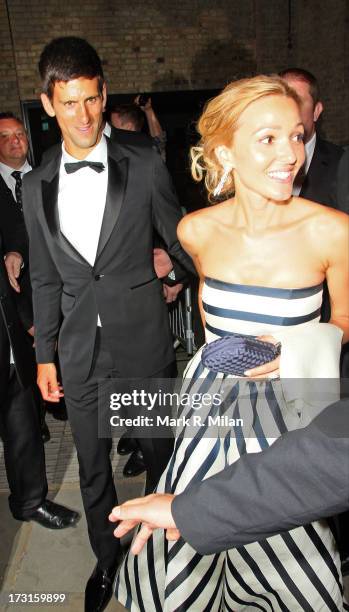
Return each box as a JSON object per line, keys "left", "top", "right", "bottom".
{"left": 117, "top": 433, "right": 138, "bottom": 455}
{"left": 123, "top": 449, "right": 146, "bottom": 478}
{"left": 41, "top": 421, "right": 51, "bottom": 443}
{"left": 85, "top": 556, "right": 123, "bottom": 612}
{"left": 24, "top": 500, "right": 80, "bottom": 529}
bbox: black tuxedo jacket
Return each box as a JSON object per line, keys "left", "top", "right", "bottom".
{"left": 23, "top": 137, "right": 194, "bottom": 383}
{"left": 0, "top": 232, "right": 35, "bottom": 399}
{"left": 41, "top": 128, "right": 189, "bottom": 288}
{"left": 300, "top": 137, "right": 344, "bottom": 209}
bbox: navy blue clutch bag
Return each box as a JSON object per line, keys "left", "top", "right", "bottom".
{"left": 201, "top": 333, "right": 281, "bottom": 376}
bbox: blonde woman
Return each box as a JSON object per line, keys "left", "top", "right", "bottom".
{"left": 115, "top": 76, "right": 349, "bottom": 611}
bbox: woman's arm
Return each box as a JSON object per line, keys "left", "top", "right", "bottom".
{"left": 177, "top": 213, "right": 207, "bottom": 328}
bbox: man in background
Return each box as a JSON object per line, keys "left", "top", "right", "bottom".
{"left": 279, "top": 68, "right": 344, "bottom": 209}
{"left": 0, "top": 218, "right": 79, "bottom": 530}
{"left": 0, "top": 112, "right": 54, "bottom": 440}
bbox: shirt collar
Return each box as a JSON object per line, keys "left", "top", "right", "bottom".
{"left": 0, "top": 159, "right": 31, "bottom": 180}
{"left": 61, "top": 135, "right": 108, "bottom": 169}
{"left": 304, "top": 132, "right": 316, "bottom": 174}
{"left": 103, "top": 122, "right": 111, "bottom": 137}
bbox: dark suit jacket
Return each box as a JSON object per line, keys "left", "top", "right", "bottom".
{"left": 336, "top": 147, "right": 349, "bottom": 215}
{"left": 0, "top": 175, "right": 28, "bottom": 258}
{"left": 300, "top": 137, "right": 344, "bottom": 209}
{"left": 0, "top": 232, "right": 35, "bottom": 399}
{"left": 0, "top": 174, "right": 33, "bottom": 331}
{"left": 23, "top": 137, "right": 194, "bottom": 384}
{"left": 172, "top": 399, "right": 349, "bottom": 554}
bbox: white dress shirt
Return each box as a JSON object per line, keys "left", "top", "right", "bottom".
{"left": 58, "top": 136, "right": 108, "bottom": 326}
{"left": 293, "top": 132, "right": 317, "bottom": 196}
{"left": 103, "top": 122, "right": 111, "bottom": 137}
{"left": 0, "top": 159, "right": 32, "bottom": 201}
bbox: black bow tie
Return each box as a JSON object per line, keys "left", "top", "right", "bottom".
{"left": 64, "top": 161, "right": 105, "bottom": 174}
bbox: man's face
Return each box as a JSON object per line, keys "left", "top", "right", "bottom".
{"left": 0, "top": 118, "right": 28, "bottom": 169}
{"left": 41, "top": 77, "right": 106, "bottom": 159}
{"left": 282, "top": 77, "right": 323, "bottom": 143}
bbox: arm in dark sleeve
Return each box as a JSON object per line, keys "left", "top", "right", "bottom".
{"left": 151, "top": 151, "right": 196, "bottom": 276}
{"left": 1, "top": 213, "right": 28, "bottom": 261}
{"left": 337, "top": 148, "right": 349, "bottom": 214}
{"left": 22, "top": 177, "right": 62, "bottom": 363}
{"left": 13, "top": 269, "right": 33, "bottom": 331}
{"left": 172, "top": 400, "right": 349, "bottom": 555}
{"left": 165, "top": 258, "right": 189, "bottom": 286}
{"left": 153, "top": 230, "right": 189, "bottom": 285}
{"left": 0, "top": 208, "right": 32, "bottom": 329}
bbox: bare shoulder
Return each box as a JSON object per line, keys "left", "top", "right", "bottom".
{"left": 178, "top": 202, "right": 229, "bottom": 247}
{"left": 297, "top": 197, "right": 349, "bottom": 249}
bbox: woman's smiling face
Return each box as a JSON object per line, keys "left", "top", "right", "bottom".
{"left": 227, "top": 94, "right": 305, "bottom": 203}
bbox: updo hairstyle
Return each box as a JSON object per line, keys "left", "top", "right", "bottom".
{"left": 190, "top": 75, "right": 300, "bottom": 201}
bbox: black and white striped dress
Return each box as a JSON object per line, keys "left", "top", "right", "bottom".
{"left": 116, "top": 278, "right": 345, "bottom": 611}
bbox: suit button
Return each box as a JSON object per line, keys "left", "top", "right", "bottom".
{"left": 94, "top": 274, "right": 104, "bottom": 281}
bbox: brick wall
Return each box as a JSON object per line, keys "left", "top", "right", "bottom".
{"left": 0, "top": 0, "right": 21, "bottom": 117}
{"left": 1, "top": 0, "right": 348, "bottom": 143}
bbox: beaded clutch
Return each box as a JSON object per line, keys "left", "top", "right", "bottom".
{"left": 201, "top": 333, "right": 281, "bottom": 376}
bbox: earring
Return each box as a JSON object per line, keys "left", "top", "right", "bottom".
{"left": 213, "top": 168, "right": 230, "bottom": 197}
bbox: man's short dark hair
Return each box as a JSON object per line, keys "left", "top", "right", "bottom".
{"left": 279, "top": 68, "right": 320, "bottom": 105}
{"left": 39, "top": 37, "right": 104, "bottom": 99}
{"left": 0, "top": 111, "right": 23, "bottom": 125}
{"left": 109, "top": 104, "right": 144, "bottom": 132}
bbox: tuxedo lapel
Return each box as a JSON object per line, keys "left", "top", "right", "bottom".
{"left": 41, "top": 167, "right": 90, "bottom": 267}
{"left": 95, "top": 147, "right": 129, "bottom": 261}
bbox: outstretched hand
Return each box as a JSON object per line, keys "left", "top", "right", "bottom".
{"left": 109, "top": 493, "right": 180, "bottom": 554}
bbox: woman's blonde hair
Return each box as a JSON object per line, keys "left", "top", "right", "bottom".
{"left": 190, "top": 75, "right": 300, "bottom": 201}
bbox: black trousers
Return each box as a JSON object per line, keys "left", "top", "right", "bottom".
{"left": 0, "top": 366, "right": 47, "bottom": 519}
{"left": 63, "top": 328, "right": 175, "bottom": 570}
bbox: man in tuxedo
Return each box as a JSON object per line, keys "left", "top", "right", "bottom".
{"left": 110, "top": 398, "right": 349, "bottom": 554}
{"left": 279, "top": 68, "right": 344, "bottom": 209}
{"left": 22, "top": 36, "right": 193, "bottom": 611}
{"left": 0, "top": 226, "right": 80, "bottom": 529}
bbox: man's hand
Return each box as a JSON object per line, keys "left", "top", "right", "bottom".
{"left": 163, "top": 283, "right": 183, "bottom": 303}
{"left": 109, "top": 493, "right": 180, "bottom": 554}
{"left": 37, "top": 363, "right": 64, "bottom": 402}
{"left": 153, "top": 248, "right": 173, "bottom": 278}
{"left": 134, "top": 94, "right": 152, "bottom": 112}
{"left": 4, "top": 251, "right": 23, "bottom": 293}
